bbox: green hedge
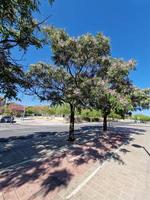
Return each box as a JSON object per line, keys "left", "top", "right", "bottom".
{"left": 132, "top": 114, "right": 150, "bottom": 122}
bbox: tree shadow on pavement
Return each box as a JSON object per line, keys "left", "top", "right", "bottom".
{"left": 0, "top": 125, "right": 146, "bottom": 199}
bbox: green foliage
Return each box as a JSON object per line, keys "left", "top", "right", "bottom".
{"left": 25, "top": 106, "right": 49, "bottom": 116}
{"left": 27, "top": 27, "right": 110, "bottom": 110}
{"left": 108, "top": 112, "right": 123, "bottom": 119}
{"left": 27, "top": 62, "right": 75, "bottom": 105}
{"left": 25, "top": 104, "right": 101, "bottom": 120}
{"left": 0, "top": 0, "right": 54, "bottom": 99}
{"left": 26, "top": 27, "right": 150, "bottom": 135}
{"left": 77, "top": 109, "right": 100, "bottom": 122}
{"left": 25, "top": 104, "right": 125, "bottom": 122}
{"left": 79, "top": 109, "right": 100, "bottom": 118}
{"left": 48, "top": 104, "right": 70, "bottom": 115}
{"left": 131, "top": 88, "right": 150, "bottom": 111}
{"left": 25, "top": 107, "right": 35, "bottom": 116}
{"left": 84, "top": 58, "right": 138, "bottom": 119}
{"left": 0, "top": 103, "right": 24, "bottom": 117}
{"left": 0, "top": 51, "right": 25, "bottom": 99}
{"left": 132, "top": 114, "right": 150, "bottom": 122}
{"left": 27, "top": 27, "right": 110, "bottom": 139}
{"left": 44, "top": 26, "right": 110, "bottom": 68}
{"left": 0, "top": 0, "right": 54, "bottom": 50}
{"left": 25, "top": 104, "right": 70, "bottom": 116}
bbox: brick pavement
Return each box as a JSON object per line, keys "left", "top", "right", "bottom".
{"left": 66, "top": 126, "right": 150, "bottom": 200}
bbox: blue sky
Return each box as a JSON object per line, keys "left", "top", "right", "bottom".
{"left": 14, "top": 0, "right": 150, "bottom": 114}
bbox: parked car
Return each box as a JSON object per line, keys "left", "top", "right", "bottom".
{"left": 0, "top": 116, "right": 15, "bottom": 123}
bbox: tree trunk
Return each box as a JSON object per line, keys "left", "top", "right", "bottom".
{"left": 68, "top": 104, "right": 75, "bottom": 141}
{"left": 103, "top": 114, "right": 107, "bottom": 132}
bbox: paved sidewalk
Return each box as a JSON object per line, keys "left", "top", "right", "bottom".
{"left": 65, "top": 127, "right": 150, "bottom": 200}
{"left": 0, "top": 125, "right": 149, "bottom": 200}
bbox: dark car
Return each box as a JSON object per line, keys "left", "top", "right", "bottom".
{"left": 0, "top": 116, "right": 14, "bottom": 123}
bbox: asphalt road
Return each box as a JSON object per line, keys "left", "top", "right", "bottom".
{"left": 0, "top": 121, "right": 149, "bottom": 139}
{"left": 0, "top": 122, "right": 103, "bottom": 139}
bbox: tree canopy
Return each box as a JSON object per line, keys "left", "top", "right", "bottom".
{"left": 0, "top": 0, "right": 54, "bottom": 99}
{"left": 27, "top": 27, "right": 110, "bottom": 140}
{"left": 81, "top": 57, "right": 150, "bottom": 131}
{"left": 0, "top": 0, "right": 54, "bottom": 50}
{"left": 27, "top": 27, "right": 150, "bottom": 138}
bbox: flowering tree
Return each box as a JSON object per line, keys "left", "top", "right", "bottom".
{"left": 4, "top": 103, "right": 24, "bottom": 116}
{"left": 84, "top": 58, "right": 136, "bottom": 131}
{"left": 27, "top": 27, "right": 110, "bottom": 141}
{"left": 131, "top": 88, "right": 150, "bottom": 111}
{"left": 86, "top": 57, "right": 150, "bottom": 131}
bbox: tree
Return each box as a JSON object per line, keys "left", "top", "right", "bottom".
{"left": 131, "top": 88, "right": 150, "bottom": 111}
{"left": 27, "top": 62, "right": 82, "bottom": 140}
{"left": 106, "top": 59, "right": 150, "bottom": 120}
{"left": 0, "top": 0, "right": 54, "bottom": 99}
{"left": 88, "top": 57, "right": 150, "bottom": 131}
{"left": 25, "top": 105, "right": 49, "bottom": 116}
{"left": 0, "top": 50, "right": 25, "bottom": 99}
{"left": 84, "top": 58, "right": 137, "bottom": 131}
{"left": 7, "top": 103, "right": 24, "bottom": 117}
{"left": 27, "top": 27, "right": 110, "bottom": 141}
{"left": 0, "top": 0, "right": 54, "bottom": 50}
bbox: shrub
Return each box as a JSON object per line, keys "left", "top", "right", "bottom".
{"left": 132, "top": 114, "right": 150, "bottom": 122}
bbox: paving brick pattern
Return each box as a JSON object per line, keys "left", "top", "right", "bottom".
{"left": 68, "top": 126, "right": 150, "bottom": 200}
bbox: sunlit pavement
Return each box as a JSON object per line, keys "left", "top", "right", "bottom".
{"left": 0, "top": 123, "right": 150, "bottom": 200}
{"left": 69, "top": 125, "right": 150, "bottom": 200}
